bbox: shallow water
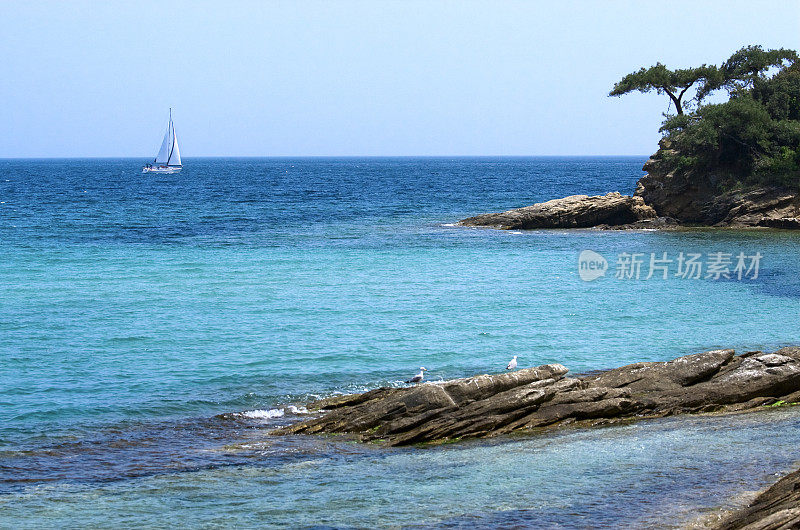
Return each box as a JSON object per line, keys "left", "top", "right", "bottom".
{"left": 4, "top": 408, "right": 800, "bottom": 529}
{"left": 1, "top": 157, "right": 799, "bottom": 526}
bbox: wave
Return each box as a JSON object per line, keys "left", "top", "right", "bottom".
{"left": 236, "top": 405, "right": 311, "bottom": 421}
{"left": 239, "top": 409, "right": 285, "bottom": 419}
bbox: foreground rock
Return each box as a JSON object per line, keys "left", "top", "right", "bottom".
{"left": 458, "top": 192, "right": 657, "bottom": 229}
{"left": 710, "top": 466, "right": 800, "bottom": 529}
{"left": 272, "top": 347, "right": 800, "bottom": 446}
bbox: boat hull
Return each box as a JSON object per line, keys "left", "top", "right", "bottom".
{"left": 142, "top": 166, "right": 182, "bottom": 174}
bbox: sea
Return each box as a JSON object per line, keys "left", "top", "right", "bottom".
{"left": 2, "top": 157, "right": 800, "bottom": 528}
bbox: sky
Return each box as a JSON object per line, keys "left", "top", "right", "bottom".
{"left": 1, "top": 0, "right": 798, "bottom": 157}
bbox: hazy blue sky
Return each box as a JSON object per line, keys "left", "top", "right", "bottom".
{"left": 1, "top": 1, "right": 798, "bottom": 157}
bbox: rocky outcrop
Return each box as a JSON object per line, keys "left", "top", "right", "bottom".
{"left": 272, "top": 347, "right": 800, "bottom": 446}
{"left": 635, "top": 142, "right": 800, "bottom": 227}
{"left": 458, "top": 139, "right": 800, "bottom": 230}
{"left": 710, "top": 466, "right": 800, "bottom": 529}
{"left": 458, "top": 192, "right": 657, "bottom": 229}
{"left": 632, "top": 140, "right": 720, "bottom": 224}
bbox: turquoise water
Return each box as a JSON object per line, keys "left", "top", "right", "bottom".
{"left": 2, "top": 157, "right": 800, "bottom": 527}
{"left": 5, "top": 408, "right": 800, "bottom": 528}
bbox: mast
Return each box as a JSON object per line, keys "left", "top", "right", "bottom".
{"left": 152, "top": 109, "right": 178, "bottom": 167}
{"left": 166, "top": 107, "right": 176, "bottom": 166}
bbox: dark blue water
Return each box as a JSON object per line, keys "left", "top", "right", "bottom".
{"left": 1, "top": 157, "right": 641, "bottom": 243}
{"left": 2, "top": 157, "right": 799, "bottom": 528}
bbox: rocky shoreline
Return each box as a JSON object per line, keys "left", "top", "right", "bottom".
{"left": 450, "top": 149, "right": 800, "bottom": 523}
{"left": 708, "top": 465, "right": 800, "bottom": 529}
{"left": 272, "top": 348, "right": 800, "bottom": 527}
{"left": 458, "top": 191, "right": 665, "bottom": 230}
{"left": 458, "top": 143, "right": 800, "bottom": 230}
{"left": 272, "top": 347, "right": 800, "bottom": 446}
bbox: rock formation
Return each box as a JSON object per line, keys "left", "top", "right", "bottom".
{"left": 458, "top": 141, "right": 800, "bottom": 229}
{"left": 272, "top": 347, "right": 800, "bottom": 446}
{"left": 458, "top": 192, "right": 657, "bottom": 229}
{"left": 635, "top": 140, "right": 800, "bottom": 228}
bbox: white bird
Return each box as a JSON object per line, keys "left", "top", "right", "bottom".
{"left": 406, "top": 367, "right": 427, "bottom": 384}
{"left": 506, "top": 356, "right": 518, "bottom": 370}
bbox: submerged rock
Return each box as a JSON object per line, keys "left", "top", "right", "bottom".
{"left": 458, "top": 192, "right": 656, "bottom": 229}
{"left": 272, "top": 347, "right": 800, "bottom": 446}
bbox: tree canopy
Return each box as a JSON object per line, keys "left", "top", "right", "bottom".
{"left": 610, "top": 46, "right": 798, "bottom": 115}
{"left": 609, "top": 63, "right": 716, "bottom": 115}
{"left": 660, "top": 60, "right": 800, "bottom": 188}
{"left": 697, "top": 45, "right": 798, "bottom": 101}
{"left": 611, "top": 46, "right": 800, "bottom": 189}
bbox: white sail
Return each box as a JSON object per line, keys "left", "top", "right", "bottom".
{"left": 144, "top": 110, "right": 182, "bottom": 173}
{"left": 167, "top": 127, "right": 181, "bottom": 167}
{"left": 154, "top": 123, "right": 172, "bottom": 165}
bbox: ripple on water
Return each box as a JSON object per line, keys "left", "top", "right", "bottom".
{"left": 2, "top": 407, "right": 800, "bottom": 528}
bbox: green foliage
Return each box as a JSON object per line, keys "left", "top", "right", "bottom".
{"left": 764, "top": 400, "right": 800, "bottom": 408}
{"left": 611, "top": 45, "right": 797, "bottom": 116}
{"left": 610, "top": 63, "right": 716, "bottom": 114}
{"left": 751, "top": 64, "right": 800, "bottom": 121}
{"left": 621, "top": 47, "right": 800, "bottom": 190}
{"left": 715, "top": 45, "right": 798, "bottom": 96}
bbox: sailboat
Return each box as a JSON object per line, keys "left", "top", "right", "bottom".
{"left": 143, "top": 109, "right": 182, "bottom": 173}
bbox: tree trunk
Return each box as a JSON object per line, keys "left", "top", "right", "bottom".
{"left": 665, "top": 90, "right": 684, "bottom": 115}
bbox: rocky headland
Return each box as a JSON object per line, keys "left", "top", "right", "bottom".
{"left": 458, "top": 142, "right": 800, "bottom": 230}
{"left": 272, "top": 346, "right": 800, "bottom": 447}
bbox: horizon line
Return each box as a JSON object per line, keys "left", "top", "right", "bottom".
{"left": 0, "top": 154, "right": 652, "bottom": 160}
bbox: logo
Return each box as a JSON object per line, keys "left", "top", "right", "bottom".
{"left": 578, "top": 250, "right": 608, "bottom": 281}
{"left": 576, "top": 250, "right": 762, "bottom": 282}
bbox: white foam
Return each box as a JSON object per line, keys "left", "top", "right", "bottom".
{"left": 238, "top": 405, "right": 311, "bottom": 420}
{"left": 240, "top": 408, "right": 285, "bottom": 420}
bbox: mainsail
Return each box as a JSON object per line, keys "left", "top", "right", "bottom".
{"left": 168, "top": 131, "right": 181, "bottom": 167}
{"left": 153, "top": 110, "right": 181, "bottom": 167}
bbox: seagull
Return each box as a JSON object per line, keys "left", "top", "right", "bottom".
{"left": 506, "top": 356, "right": 518, "bottom": 370}
{"left": 406, "top": 367, "right": 427, "bottom": 384}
